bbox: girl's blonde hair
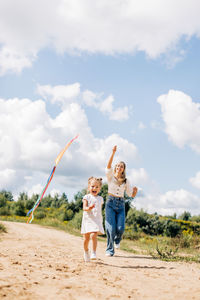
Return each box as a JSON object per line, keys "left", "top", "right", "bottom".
{"left": 114, "top": 161, "right": 127, "bottom": 184}
{"left": 88, "top": 176, "right": 103, "bottom": 190}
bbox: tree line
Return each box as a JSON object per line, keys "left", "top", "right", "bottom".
{"left": 0, "top": 185, "right": 200, "bottom": 238}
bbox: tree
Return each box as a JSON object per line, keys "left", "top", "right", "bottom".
{"left": 41, "top": 194, "right": 54, "bottom": 207}
{"left": 73, "top": 189, "right": 87, "bottom": 212}
{"left": 0, "top": 194, "right": 7, "bottom": 207}
{"left": 18, "top": 192, "right": 28, "bottom": 202}
{"left": 0, "top": 190, "right": 14, "bottom": 202}
{"left": 60, "top": 193, "right": 68, "bottom": 204}
{"left": 14, "top": 201, "right": 26, "bottom": 216}
{"left": 179, "top": 211, "right": 191, "bottom": 221}
{"left": 99, "top": 183, "right": 108, "bottom": 210}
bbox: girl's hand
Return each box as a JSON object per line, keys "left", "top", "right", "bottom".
{"left": 132, "top": 187, "right": 138, "bottom": 198}
{"left": 89, "top": 203, "right": 95, "bottom": 210}
{"left": 113, "top": 145, "right": 117, "bottom": 153}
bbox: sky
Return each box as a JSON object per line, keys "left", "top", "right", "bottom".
{"left": 1, "top": 0, "right": 200, "bottom": 216}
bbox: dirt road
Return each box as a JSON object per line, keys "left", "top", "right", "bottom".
{"left": 0, "top": 221, "right": 199, "bottom": 300}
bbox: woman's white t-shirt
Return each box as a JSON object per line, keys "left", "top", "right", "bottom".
{"left": 106, "top": 167, "right": 133, "bottom": 198}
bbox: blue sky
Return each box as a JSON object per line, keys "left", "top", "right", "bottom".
{"left": 1, "top": 0, "right": 200, "bottom": 216}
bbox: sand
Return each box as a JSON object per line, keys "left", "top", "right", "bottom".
{"left": 0, "top": 221, "right": 199, "bottom": 300}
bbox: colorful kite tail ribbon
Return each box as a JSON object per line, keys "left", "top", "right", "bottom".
{"left": 55, "top": 134, "right": 79, "bottom": 166}
{"left": 27, "top": 134, "right": 79, "bottom": 224}
{"left": 26, "top": 166, "right": 56, "bottom": 224}
{"left": 26, "top": 167, "right": 56, "bottom": 217}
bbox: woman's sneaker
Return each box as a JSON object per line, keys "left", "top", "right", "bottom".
{"left": 115, "top": 243, "right": 120, "bottom": 249}
{"left": 90, "top": 251, "right": 97, "bottom": 260}
{"left": 84, "top": 251, "right": 90, "bottom": 262}
{"left": 105, "top": 252, "right": 112, "bottom": 257}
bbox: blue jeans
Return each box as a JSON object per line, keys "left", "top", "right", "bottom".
{"left": 105, "top": 195, "right": 125, "bottom": 256}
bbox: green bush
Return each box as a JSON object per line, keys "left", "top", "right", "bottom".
{"left": 14, "top": 201, "right": 26, "bottom": 216}
{"left": 0, "top": 206, "right": 11, "bottom": 216}
{"left": 24, "top": 199, "right": 35, "bottom": 210}
{"left": 69, "top": 210, "right": 83, "bottom": 230}
{"left": 164, "top": 220, "right": 181, "bottom": 237}
{"left": 63, "top": 209, "right": 74, "bottom": 221}
{"left": 0, "top": 195, "right": 7, "bottom": 207}
{"left": 126, "top": 208, "right": 165, "bottom": 236}
{"left": 34, "top": 210, "right": 46, "bottom": 219}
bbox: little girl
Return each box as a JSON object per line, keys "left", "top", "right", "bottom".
{"left": 81, "top": 176, "right": 105, "bottom": 262}
{"left": 105, "top": 145, "right": 138, "bottom": 257}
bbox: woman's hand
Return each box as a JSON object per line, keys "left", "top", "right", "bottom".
{"left": 112, "top": 145, "right": 117, "bottom": 153}
{"left": 132, "top": 187, "right": 138, "bottom": 198}
{"left": 107, "top": 145, "right": 117, "bottom": 169}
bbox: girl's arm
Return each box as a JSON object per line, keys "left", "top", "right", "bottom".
{"left": 83, "top": 199, "right": 95, "bottom": 211}
{"left": 107, "top": 145, "right": 117, "bottom": 169}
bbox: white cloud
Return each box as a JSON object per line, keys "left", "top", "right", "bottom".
{"left": 83, "top": 92, "right": 130, "bottom": 121}
{"left": 0, "top": 95, "right": 138, "bottom": 198}
{"left": 99, "top": 95, "right": 129, "bottom": 121}
{"left": 0, "top": 168, "right": 16, "bottom": 190}
{"left": 134, "top": 189, "right": 200, "bottom": 216}
{"left": 82, "top": 90, "right": 99, "bottom": 108}
{"left": 1, "top": 0, "right": 200, "bottom": 73}
{"left": 157, "top": 90, "right": 200, "bottom": 153}
{"left": 129, "top": 168, "right": 149, "bottom": 186}
{"left": 190, "top": 171, "right": 200, "bottom": 189}
{"left": 49, "top": 188, "right": 62, "bottom": 197}
{"left": 37, "top": 83, "right": 81, "bottom": 106}
{"left": 27, "top": 184, "right": 43, "bottom": 198}
{"left": 37, "top": 83, "right": 130, "bottom": 121}
{"left": 0, "top": 47, "right": 33, "bottom": 75}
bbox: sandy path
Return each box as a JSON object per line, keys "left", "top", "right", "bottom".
{"left": 0, "top": 221, "right": 199, "bottom": 300}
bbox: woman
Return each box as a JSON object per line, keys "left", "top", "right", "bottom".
{"left": 105, "top": 145, "right": 138, "bottom": 256}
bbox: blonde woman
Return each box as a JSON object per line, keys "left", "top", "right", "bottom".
{"left": 105, "top": 145, "right": 138, "bottom": 256}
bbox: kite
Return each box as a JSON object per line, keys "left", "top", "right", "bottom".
{"left": 26, "top": 135, "right": 79, "bottom": 224}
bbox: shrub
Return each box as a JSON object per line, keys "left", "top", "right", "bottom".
{"left": 14, "top": 201, "right": 26, "bottom": 216}
{"left": 0, "top": 206, "right": 11, "bottom": 216}
{"left": 164, "top": 220, "right": 181, "bottom": 237}
{"left": 63, "top": 209, "right": 74, "bottom": 221}
{"left": 24, "top": 199, "right": 35, "bottom": 210}
{"left": 0, "top": 195, "right": 7, "bottom": 207}
{"left": 69, "top": 211, "right": 83, "bottom": 230}
{"left": 34, "top": 210, "right": 46, "bottom": 219}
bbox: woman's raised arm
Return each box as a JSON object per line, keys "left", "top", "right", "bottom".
{"left": 107, "top": 145, "right": 117, "bottom": 169}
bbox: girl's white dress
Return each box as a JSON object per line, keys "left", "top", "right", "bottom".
{"left": 81, "top": 194, "right": 105, "bottom": 235}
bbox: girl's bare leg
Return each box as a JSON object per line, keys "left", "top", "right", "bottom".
{"left": 83, "top": 233, "right": 90, "bottom": 251}
{"left": 90, "top": 232, "right": 97, "bottom": 252}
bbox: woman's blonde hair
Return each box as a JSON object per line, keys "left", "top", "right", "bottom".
{"left": 114, "top": 161, "right": 127, "bottom": 184}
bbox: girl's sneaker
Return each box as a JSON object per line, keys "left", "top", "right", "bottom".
{"left": 90, "top": 251, "right": 97, "bottom": 260}
{"left": 84, "top": 251, "right": 90, "bottom": 262}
